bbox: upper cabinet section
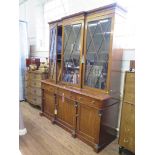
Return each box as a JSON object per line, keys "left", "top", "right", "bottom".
{"left": 48, "top": 3, "right": 126, "bottom": 93}
{"left": 83, "top": 16, "right": 113, "bottom": 90}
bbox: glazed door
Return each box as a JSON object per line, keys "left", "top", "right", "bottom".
{"left": 83, "top": 15, "right": 113, "bottom": 91}
{"left": 49, "top": 24, "right": 57, "bottom": 82}
{"left": 61, "top": 20, "right": 84, "bottom": 87}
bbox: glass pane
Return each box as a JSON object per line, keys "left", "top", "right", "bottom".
{"left": 62, "top": 24, "right": 81, "bottom": 84}
{"left": 84, "top": 18, "right": 112, "bottom": 89}
{"left": 50, "top": 26, "right": 57, "bottom": 81}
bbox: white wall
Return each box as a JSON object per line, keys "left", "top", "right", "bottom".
{"left": 20, "top": 0, "right": 45, "bottom": 52}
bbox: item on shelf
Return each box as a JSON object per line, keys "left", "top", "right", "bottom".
{"left": 38, "top": 62, "right": 49, "bottom": 73}
{"left": 29, "top": 64, "right": 37, "bottom": 71}
{"left": 26, "top": 58, "right": 41, "bottom": 70}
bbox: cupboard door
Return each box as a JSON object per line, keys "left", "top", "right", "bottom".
{"left": 119, "top": 103, "right": 135, "bottom": 152}
{"left": 84, "top": 16, "right": 113, "bottom": 90}
{"left": 43, "top": 90, "right": 55, "bottom": 117}
{"left": 77, "top": 103, "right": 100, "bottom": 144}
{"left": 57, "top": 96, "right": 75, "bottom": 129}
{"left": 49, "top": 24, "right": 57, "bottom": 82}
{"left": 62, "top": 21, "right": 84, "bottom": 86}
{"left": 124, "top": 73, "right": 135, "bottom": 104}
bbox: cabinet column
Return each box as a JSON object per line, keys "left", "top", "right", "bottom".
{"left": 72, "top": 101, "right": 78, "bottom": 138}
{"left": 51, "top": 93, "right": 57, "bottom": 124}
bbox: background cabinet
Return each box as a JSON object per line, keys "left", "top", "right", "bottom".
{"left": 119, "top": 72, "right": 135, "bottom": 153}
{"left": 25, "top": 71, "right": 48, "bottom": 107}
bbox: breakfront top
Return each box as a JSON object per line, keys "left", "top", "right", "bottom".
{"left": 47, "top": 3, "right": 126, "bottom": 96}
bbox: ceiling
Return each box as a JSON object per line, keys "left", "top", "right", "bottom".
{"left": 19, "top": 0, "right": 53, "bottom": 6}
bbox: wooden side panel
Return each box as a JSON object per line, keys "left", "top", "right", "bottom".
{"left": 124, "top": 73, "right": 135, "bottom": 104}
{"left": 119, "top": 72, "right": 135, "bottom": 153}
{"left": 119, "top": 102, "right": 135, "bottom": 152}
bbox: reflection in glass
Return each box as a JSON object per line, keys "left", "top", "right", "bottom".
{"left": 50, "top": 26, "right": 57, "bottom": 80}
{"left": 84, "top": 18, "right": 112, "bottom": 89}
{"left": 62, "top": 24, "right": 81, "bottom": 84}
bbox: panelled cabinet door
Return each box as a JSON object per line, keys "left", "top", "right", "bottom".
{"left": 49, "top": 24, "right": 57, "bottom": 82}
{"left": 77, "top": 103, "right": 101, "bottom": 144}
{"left": 43, "top": 90, "right": 55, "bottom": 117}
{"left": 61, "top": 20, "right": 84, "bottom": 87}
{"left": 57, "top": 96, "right": 76, "bottom": 129}
{"left": 83, "top": 15, "right": 113, "bottom": 91}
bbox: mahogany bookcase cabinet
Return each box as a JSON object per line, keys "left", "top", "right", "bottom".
{"left": 40, "top": 3, "right": 126, "bottom": 152}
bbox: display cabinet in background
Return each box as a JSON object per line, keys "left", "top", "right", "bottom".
{"left": 119, "top": 71, "right": 135, "bottom": 154}
{"left": 41, "top": 3, "right": 127, "bottom": 152}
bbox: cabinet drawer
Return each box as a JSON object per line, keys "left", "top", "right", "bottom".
{"left": 57, "top": 88, "right": 71, "bottom": 99}
{"left": 76, "top": 95, "right": 97, "bottom": 107}
{"left": 25, "top": 87, "right": 31, "bottom": 95}
{"left": 31, "top": 80, "right": 41, "bottom": 88}
{"left": 32, "top": 96, "right": 42, "bottom": 105}
{"left": 31, "top": 87, "right": 42, "bottom": 96}
{"left": 27, "top": 94, "right": 32, "bottom": 102}
{"left": 29, "top": 73, "right": 42, "bottom": 80}
{"left": 42, "top": 83, "right": 55, "bottom": 93}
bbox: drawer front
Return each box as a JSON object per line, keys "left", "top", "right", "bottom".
{"left": 27, "top": 94, "right": 33, "bottom": 102}
{"left": 31, "top": 80, "right": 41, "bottom": 88}
{"left": 25, "top": 87, "right": 31, "bottom": 96}
{"left": 30, "top": 73, "right": 42, "bottom": 80}
{"left": 42, "top": 83, "right": 55, "bottom": 93}
{"left": 31, "top": 87, "right": 42, "bottom": 96}
{"left": 57, "top": 88, "right": 71, "bottom": 99}
{"left": 32, "top": 96, "right": 42, "bottom": 105}
{"left": 76, "top": 95, "right": 97, "bottom": 108}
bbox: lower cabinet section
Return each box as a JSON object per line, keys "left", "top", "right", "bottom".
{"left": 41, "top": 81, "right": 119, "bottom": 152}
